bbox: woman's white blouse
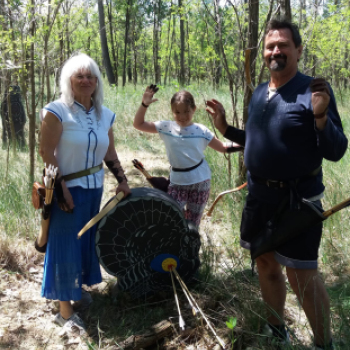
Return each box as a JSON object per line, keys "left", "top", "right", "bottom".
{"left": 41, "top": 99, "right": 115, "bottom": 189}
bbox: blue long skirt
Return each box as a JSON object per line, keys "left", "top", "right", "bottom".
{"left": 41, "top": 187, "right": 103, "bottom": 301}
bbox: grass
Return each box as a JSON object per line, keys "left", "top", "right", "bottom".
{"left": 1, "top": 79, "right": 350, "bottom": 349}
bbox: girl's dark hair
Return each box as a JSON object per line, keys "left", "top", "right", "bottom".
{"left": 170, "top": 91, "right": 196, "bottom": 109}
{"left": 266, "top": 19, "right": 302, "bottom": 48}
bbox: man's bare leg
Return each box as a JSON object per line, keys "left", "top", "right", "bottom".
{"left": 286, "top": 268, "right": 331, "bottom": 347}
{"left": 256, "top": 252, "right": 286, "bottom": 325}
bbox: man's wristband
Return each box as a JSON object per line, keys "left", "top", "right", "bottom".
{"left": 314, "top": 108, "right": 328, "bottom": 119}
{"left": 142, "top": 102, "right": 149, "bottom": 108}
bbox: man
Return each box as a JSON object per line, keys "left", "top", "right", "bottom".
{"left": 206, "top": 19, "right": 347, "bottom": 350}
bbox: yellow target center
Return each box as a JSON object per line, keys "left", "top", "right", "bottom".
{"left": 162, "top": 258, "right": 177, "bottom": 272}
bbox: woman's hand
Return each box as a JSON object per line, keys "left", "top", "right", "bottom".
{"left": 115, "top": 181, "right": 131, "bottom": 198}
{"left": 142, "top": 84, "right": 159, "bottom": 107}
{"left": 55, "top": 178, "right": 74, "bottom": 213}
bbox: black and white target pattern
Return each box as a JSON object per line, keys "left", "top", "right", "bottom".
{"left": 96, "top": 187, "right": 201, "bottom": 298}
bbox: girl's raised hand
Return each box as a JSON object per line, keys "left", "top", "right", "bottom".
{"left": 142, "top": 84, "right": 159, "bottom": 106}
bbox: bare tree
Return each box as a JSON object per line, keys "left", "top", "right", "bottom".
{"left": 28, "top": 0, "right": 36, "bottom": 183}
{"left": 277, "top": 0, "right": 291, "bottom": 21}
{"left": 98, "top": 0, "right": 116, "bottom": 84}
{"left": 178, "top": 0, "right": 185, "bottom": 86}
{"left": 122, "top": 0, "right": 132, "bottom": 87}
{"left": 107, "top": 0, "right": 118, "bottom": 85}
{"left": 240, "top": 0, "right": 259, "bottom": 182}
{"left": 153, "top": 0, "right": 162, "bottom": 83}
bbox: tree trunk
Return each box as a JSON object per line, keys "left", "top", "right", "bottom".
{"left": 132, "top": 16, "right": 137, "bottom": 86}
{"left": 213, "top": 2, "right": 222, "bottom": 87}
{"left": 186, "top": 18, "right": 191, "bottom": 85}
{"left": 178, "top": 0, "right": 185, "bottom": 86}
{"left": 107, "top": 0, "right": 118, "bottom": 85}
{"left": 29, "top": 0, "right": 36, "bottom": 184}
{"left": 153, "top": 0, "right": 161, "bottom": 83}
{"left": 98, "top": 0, "right": 116, "bottom": 84}
{"left": 42, "top": 0, "right": 63, "bottom": 104}
{"left": 163, "top": 2, "right": 173, "bottom": 85}
{"left": 65, "top": 0, "right": 70, "bottom": 58}
{"left": 298, "top": 0, "right": 306, "bottom": 29}
{"left": 0, "top": 0, "right": 10, "bottom": 101}
{"left": 123, "top": 0, "right": 131, "bottom": 87}
{"left": 240, "top": 0, "right": 259, "bottom": 183}
{"left": 277, "top": 0, "right": 291, "bottom": 21}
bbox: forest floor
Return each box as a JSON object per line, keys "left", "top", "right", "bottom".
{"left": 0, "top": 149, "right": 340, "bottom": 350}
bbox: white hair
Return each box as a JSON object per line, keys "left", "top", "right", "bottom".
{"left": 60, "top": 53, "right": 103, "bottom": 117}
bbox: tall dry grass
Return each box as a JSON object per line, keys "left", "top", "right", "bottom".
{"left": 0, "top": 80, "right": 349, "bottom": 348}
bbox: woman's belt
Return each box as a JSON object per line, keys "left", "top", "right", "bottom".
{"left": 172, "top": 159, "right": 203, "bottom": 172}
{"left": 62, "top": 163, "right": 103, "bottom": 182}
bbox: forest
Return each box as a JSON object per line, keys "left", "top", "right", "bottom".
{"left": 1, "top": 0, "right": 349, "bottom": 177}
{"left": 1, "top": 1, "right": 350, "bottom": 349}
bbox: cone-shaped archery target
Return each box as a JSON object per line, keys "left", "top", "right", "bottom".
{"left": 96, "top": 187, "right": 201, "bottom": 298}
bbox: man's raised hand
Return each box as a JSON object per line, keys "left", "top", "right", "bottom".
{"left": 206, "top": 99, "right": 229, "bottom": 135}
{"left": 310, "top": 78, "right": 330, "bottom": 119}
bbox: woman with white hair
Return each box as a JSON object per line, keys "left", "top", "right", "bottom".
{"left": 39, "top": 53, "right": 131, "bottom": 334}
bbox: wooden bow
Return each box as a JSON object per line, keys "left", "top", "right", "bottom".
{"left": 245, "top": 49, "right": 255, "bottom": 92}
{"left": 206, "top": 182, "right": 247, "bottom": 217}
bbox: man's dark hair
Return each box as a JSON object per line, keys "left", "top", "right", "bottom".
{"left": 266, "top": 19, "right": 302, "bottom": 48}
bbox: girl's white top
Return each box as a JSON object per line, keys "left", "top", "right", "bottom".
{"left": 154, "top": 121, "right": 214, "bottom": 185}
{"left": 41, "top": 99, "right": 115, "bottom": 189}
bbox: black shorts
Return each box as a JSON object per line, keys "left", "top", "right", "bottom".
{"left": 240, "top": 193, "right": 323, "bottom": 269}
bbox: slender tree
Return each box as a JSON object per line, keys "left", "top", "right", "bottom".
{"left": 122, "top": 0, "right": 132, "bottom": 87}
{"left": 98, "top": 0, "right": 116, "bottom": 84}
{"left": 153, "top": 0, "right": 161, "bottom": 83}
{"left": 277, "top": 0, "right": 291, "bottom": 21}
{"left": 29, "top": 0, "right": 36, "bottom": 183}
{"left": 178, "top": 0, "right": 185, "bottom": 86}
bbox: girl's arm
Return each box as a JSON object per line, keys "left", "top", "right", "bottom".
{"left": 208, "top": 137, "right": 242, "bottom": 153}
{"left": 133, "top": 85, "right": 159, "bottom": 133}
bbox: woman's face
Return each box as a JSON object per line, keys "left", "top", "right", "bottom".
{"left": 70, "top": 69, "right": 98, "bottom": 100}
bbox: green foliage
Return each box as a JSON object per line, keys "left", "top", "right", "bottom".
{"left": 226, "top": 316, "right": 237, "bottom": 330}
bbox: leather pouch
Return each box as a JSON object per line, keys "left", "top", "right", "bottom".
{"left": 32, "top": 182, "right": 46, "bottom": 209}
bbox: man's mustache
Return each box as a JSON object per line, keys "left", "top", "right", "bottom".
{"left": 270, "top": 54, "right": 287, "bottom": 61}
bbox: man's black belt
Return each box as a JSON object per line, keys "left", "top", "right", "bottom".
{"left": 251, "top": 166, "right": 321, "bottom": 189}
{"left": 172, "top": 159, "right": 203, "bottom": 172}
{"left": 251, "top": 177, "right": 288, "bottom": 189}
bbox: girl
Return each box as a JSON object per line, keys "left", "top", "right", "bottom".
{"left": 133, "top": 85, "right": 234, "bottom": 227}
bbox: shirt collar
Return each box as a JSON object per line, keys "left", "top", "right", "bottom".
{"left": 74, "top": 100, "right": 95, "bottom": 113}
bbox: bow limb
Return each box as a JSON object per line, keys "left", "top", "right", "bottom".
{"left": 132, "top": 159, "right": 152, "bottom": 179}
{"left": 245, "top": 49, "right": 255, "bottom": 92}
{"left": 77, "top": 192, "right": 124, "bottom": 238}
{"left": 323, "top": 198, "right": 350, "bottom": 218}
{"left": 206, "top": 182, "right": 247, "bottom": 217}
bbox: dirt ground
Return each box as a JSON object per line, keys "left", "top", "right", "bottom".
{"left": 0, "top": 150, "right": 233, "bottom": 350}
{"left": 0, "top": 149, "right": 332, "bottom": 350}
